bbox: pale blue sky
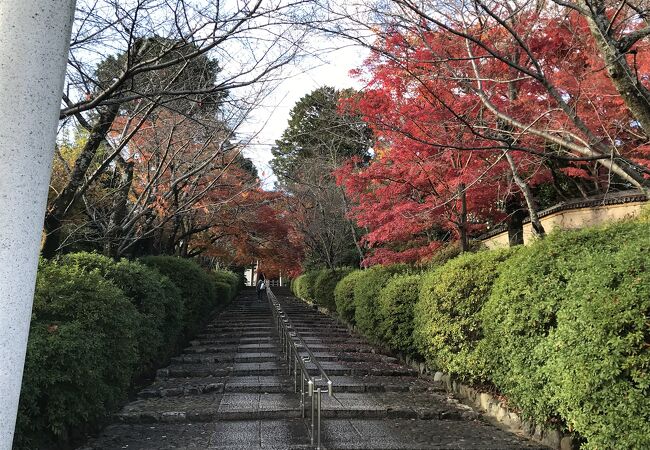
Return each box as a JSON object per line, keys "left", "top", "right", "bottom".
{"left": 241, "top": 43, "right": 368, "bottom": 189}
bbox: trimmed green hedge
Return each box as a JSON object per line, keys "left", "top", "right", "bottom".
{"left": 482, "top": 221, "right": 650, "bottom": 447}
{"left": 290, "top": 275, "right": 299, "bottom": 296}
{"left": 292, "top": 270, "right": 322, "bottom": 303}
{"left": 545, "top": 242, "right": 650, "bottom": 449}
{"left": 354, "top": 264, "right": 408, "bottom": 341}
{"left": 329, "top": 216, "right": 649, "bottom": 447}
{"left": 15, "top": 254, "right": 235, "bottom": 449}
{"left": 291, "top": 273, "right": 305, "bottom": 298}
{"left": 60, "top": 252, "right": 183, "bottom": 375}
{"left": 212, "top": 270, "right": 242, "bottom": 298}
{"left": 414, "top": 248, "right": 515, "bottom": 382}
{"left": 139, "top": 256, "right": 217, "bottom": 337}
{"left": 15, "top": 260, "right": 140, "bottom": 449}
{"left": 334, "top": 270, "right": 364, "bottom": 324}
{"left": 314, "top": 268, "right": 354, "bottom": 311}
{"left": 377, "top": 273, "right": 421, "bottom": 354}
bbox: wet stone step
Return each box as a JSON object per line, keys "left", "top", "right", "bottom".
{"left": 184, "top": 343, "right": 278, "bottom": 354}
{"left": 292, "top": 333, "right": 352, "bottom": 340}
{"left": 202, "top": 328, "right": 274, "bottom": 334}
{"left": 332, "top": 362, "right": 418, "bottom": 377}
{"left": 291, "top": 319, "right": 342, "bottom": 324}
{"left": 183, "top": 345, "right": 240, "bottom": 354}
{"left": 207, "top": 322, "right": 273, "bottom": 327}
{"left": 193, "top": 337, "right": 276, "bottom": 346}
{"left": 297, "top": 351, "right": 339, "bottom": 362}
{"left": 139, "top": 377, "right": 225, "bottom": 398}
{"left": 225, "top": 375, "right": 292, "bottom": 393}
{"left": 140, "top": 375, "right": 293, "bottom": 397}
{"left": 117, "top": 394, "right": 223, "bottom": 423}
{"left": 238, "top": 343, "right": 278, "bottom": 350}
{"left": 158, "top": 362, "right": 287, "bottom": 378}
{"left": 171, "top": 352, "right": 281, "bottom": 364}
{"left": 197, "top": 331, "right": 274, "bottom": 338}
{"left": 234, "top": 352, "right": 283, "bottom": 362}
{"left": 298, "top": 337, "right": 362, "bottom": 344}
{"left": 294, "top": 343, "right": 374, "bottom": 353}
{"left": 294, "top": 328, "right": 348, "bottom": 333}
{"left": 335, "top": 352, "right": 399, "bottom": 364}
{"left": 116, "top": 394, "right": 301, "bottom": 423}
{"left": 319, "top": 419, "right": 547, "bottom": 450}
{"left": 116, "top": 393, "right": 468, "bottom": 424}
{"left": 80, "top": 420, "right": 313, "bottom": 450}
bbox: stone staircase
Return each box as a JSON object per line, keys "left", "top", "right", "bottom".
{"left": 80, "top": 289, "right": 546, "bottom": 449}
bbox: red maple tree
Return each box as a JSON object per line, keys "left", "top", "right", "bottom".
{"left": 336, "top": 8, "right": 650, "bottom": 265}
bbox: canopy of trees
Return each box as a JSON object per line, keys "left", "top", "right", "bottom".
{"left": 42, "top": 0, "right": 314, "bottom": 275}
{"left": 328, "top": 0, "right": 650, "bottom": 265}
{"left": 271, "top": 86, "right": 372, "bottom": 269}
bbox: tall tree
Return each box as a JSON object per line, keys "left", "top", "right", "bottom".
{"left": 314, "top": 0, "right": 650, "bottom": 263}
{"left": 271, "top": 86, "right": 372, "bottom": 269}
{"left": 320, "top": 0, "right": 650, "bottom": 192}
{"left": 42, "top": 0, "right": 313, "bottom": 257}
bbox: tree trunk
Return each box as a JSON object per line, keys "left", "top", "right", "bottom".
{"left": 505, "top": 193, "right": 525, "bottom": 246}
{"left": 582, "top": 2, "right": 650, "bottom": 138}
{"left": 458, "top": 183, "right": 469, "bottom": 252}
{"left": 104, "top": 160, "right": 133, "bottom": 258}
{"left": 42, "top": 103, "right": 120, "bottom": 258}
{"left": 339, "top": 188, "right": 364, "bottom": 265}
{"left": 505, "top": 151, "right": 546, "bottom": 238}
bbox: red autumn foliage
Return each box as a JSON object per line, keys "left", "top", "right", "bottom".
{"left": 336, "top": 9, "right": 650, "bottom": 265}
{"left": 111, "top": 111, "right": 303, "bottom": 275}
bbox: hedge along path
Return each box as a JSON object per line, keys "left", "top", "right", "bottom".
{"left": 13, "top": 254, "right": 240, "bottom": 450}
{"left": 80, "top": 288, "right": 546, "bottom": 449}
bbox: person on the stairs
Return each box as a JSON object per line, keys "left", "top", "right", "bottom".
{"left": 256, "top": 275, "right": 266, "bottom": 301}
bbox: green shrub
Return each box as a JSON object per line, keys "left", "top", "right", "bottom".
{"left": 543, "top": 237, "right": 650, "bottom": 449}
{"left": 354, "top": 264, "right": 408, "bottom": 341}
{"left": 60, "top": 252, "right": 183, "bottom": 374}
{"left": 303, "top": 270, "right": 324, "bottom": 302}
{"left": 212, "top": 270, "right": 241, "bottom": 296}
{"left": 139, "top": 256, "right": 217, "bottom": 337}
{"left": 15, "top": 260, "right": 139, "bottom": 449}
{"left": 334, "top": 270, "right": 364, "bottom": 324}
{"left": 292, "top": 270, "right": 322, "bottom": 302}
{"left": 414, "top": 248, "right": 515, "bottom": 382}
{"left": 482, "top": 220, "right": 650, "bottom": 427}
{"left": 291, "top": 274, "right": 306, "bottom": 297}
{"left": 214, "top": 281, "right": 233, "bottom": 302}
{"left": 421, "top": 240, "right": 483, "bottom": 269}
{"left": 377, "top": 273, "right": 421, "bottom": 354}
{"left": 313, "top": 268, "right": 354, "bottom": 311}
{"left": 290, "top": 276, "right": 298, "bottom": 295}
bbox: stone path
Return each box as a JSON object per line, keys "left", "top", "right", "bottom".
{"left": 80, "top": 289, "right": 546, "bottom": 449}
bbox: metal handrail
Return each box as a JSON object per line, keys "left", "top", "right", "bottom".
{"left": 266, "top": 287, "right": 333, "bottom": 449}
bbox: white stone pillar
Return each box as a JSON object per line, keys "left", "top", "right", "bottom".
{"left": 0, "top": 1, "right": 76, "bottom": 448}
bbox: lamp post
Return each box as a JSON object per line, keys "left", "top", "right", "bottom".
{"left": 0, "top": 1, "right": 77, "bottom": 448}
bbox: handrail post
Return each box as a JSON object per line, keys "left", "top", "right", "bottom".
{"left": 316, "top": 388, "right": 322, "bottom": 450}
{"left": 309, "top": 380, "right": 315, "bottom": 446}
{"left": 301, "top": 375, "right": 305, "bottom": 418}
{"left": 294, "top": 362, "right": 298, "bottom": 392}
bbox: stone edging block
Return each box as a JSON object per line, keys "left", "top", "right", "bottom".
{"left": 426, "top": 369, "right": 576, "bottom": 450}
